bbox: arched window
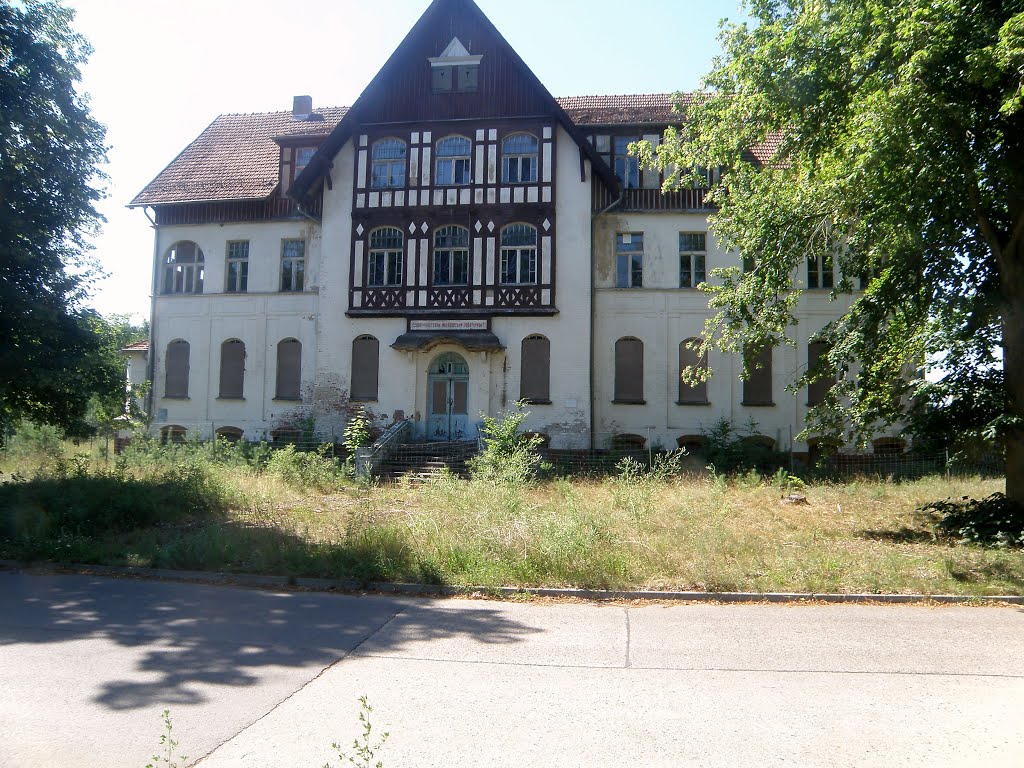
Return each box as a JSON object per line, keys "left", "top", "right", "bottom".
{"left": 678, "top": 338, "right": 708, "bottom": 404}
{"left": 162, "top": 241, "right": 204, "bottom": 295}
{"left": 219, "top": 339, "right": 245, "bottom": 399}
{"left": 520, "top": 335, "right": 550, "bottom": 403}
{"left": 500, "top": 224, "right": 538, "bottom": 285}
{"left": 371, "top": 138, "right": 407, "bottom": 188}
{"left": 275, "top": 338, "right": 302, "bottom": 400}
{"left": 215, "top": 426, "right": 244, "bottom": 443}
{"left": 502, "top": 133, "right": 538, "bottom": 183}
{"left": 164, "top": 340, "right": 190, "bottom": 398}
{"left": 367, "top": 228, "right": 404, "bottom": 287}
{"left": 807, "top": 341, "right": 832, "bottom": 406}
{"left": 160, "top": 425, "right": 187, "bottom": 444}
{"left": 742, "top": 345, "right": 774, "bottom": 406}
{"left": 351, "top": 335, "right": 380, "bottom": 401}
{"left": 433, "top": 226, "right": 470, "bottom": 285}
{"left": 614, "top": 337, "right": 644, "bottom": 403}
{"left": 435, "top": 136, "right": 471, "bottom": 185}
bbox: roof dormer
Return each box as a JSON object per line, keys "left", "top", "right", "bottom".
{"left": 428, "top": 36, "right": 482, "bottom": 93}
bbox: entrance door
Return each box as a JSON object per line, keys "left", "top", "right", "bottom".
{"left": 427, "top": 352, "right": 470, "bottom": 441}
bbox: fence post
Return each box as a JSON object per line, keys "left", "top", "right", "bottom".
{"left": 945, "top": 449, "right": 950, "bottom": 482}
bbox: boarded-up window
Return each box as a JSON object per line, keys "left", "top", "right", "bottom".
{"left": 351, "top": 335, "right": 379, "bottom": 401}
{"left": 743, "top": 345, "right": 773, "bottom": 405}
{"left": 614, "top": 337, "right": 644, "bottom": 403}
{"left": 215, "top": 426, "right": 244, "bottom": 443}
{"left": 678, "top": 338, "right": 708, "bottom": 404}
{"left": 160, "top": 425, "right": 187, "bottom": 444}
{"left": 520, "top": 335, "right": 550, "bottom": 403}
{"left": 275, "top": 339, "right": 302, "bottom": 400}
{"left": 219, "top": 339, "right": 245, "bottom": 399}
{"left": 165, "top": 340, "right": 190, "bottom": 398}
{"left": 807, "top": 341, "right": 832, "bottom": 406}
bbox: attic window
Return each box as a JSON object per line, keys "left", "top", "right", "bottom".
{"left": 429, "top": 37, "right": 482, "bottom": 94}
{"left": 294, "top": 147, "right": 316, "bottom": 179}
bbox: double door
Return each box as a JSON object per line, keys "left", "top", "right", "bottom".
{"left": 427, "top": 352, "right": 469, "bottom": 441}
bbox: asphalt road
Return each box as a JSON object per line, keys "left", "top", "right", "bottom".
{"left": 1, "top": 572, "right": 1022, "bottom": 768}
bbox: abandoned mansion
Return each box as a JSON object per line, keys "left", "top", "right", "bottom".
{"left": 128, "top": 0, "right": 867, "bottom": 456}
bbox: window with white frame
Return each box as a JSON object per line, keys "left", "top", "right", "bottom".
{"left": 435, "top": 136, "right": 471, "bottom": 185}
{"left": 280, "top": 239, "right": 305, "bottom": 292}
{"left": 502, "top": 133, "right": 538, "bottom": 183}
{"left": 294, "top": 147, "right": 316, "bottom": 180}
{"left": 225, "top": 240, "right": 248, "bottom": 293}
{"left": 432, "top": 226, "right": 469, "bottom": 285}
{"left": 679, "top": 232, "right": 707, "bottom": 288}
{"left": 499, "top": 224, "right": 538, "bottom": 284}
{"left": 162, "top": 241, "right": 205, "bottom": 295}
{"left": 807, "top": 251, "right": 835, "bottom": 289}
{"left": 367, "top": 227, "right": 404, "bottom": 286}
{"left": 613, "top": 136, "right": 639, "bottom": 189}
{"left": 370, "top": 138, "right": 407, "bottom": 188}
{"left": 615, "top": 233, "right": 643, "bottom": 288}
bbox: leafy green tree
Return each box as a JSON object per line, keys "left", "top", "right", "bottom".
{"left": 0, "top": 0, "right": 120, "bottom": 438}
{"left": 636, "top": 1, "right": 1024, "bottom": 502}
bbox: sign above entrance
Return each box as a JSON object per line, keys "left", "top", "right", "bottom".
{"left": 409, "top": 319, "right": 489, "bottom": 332}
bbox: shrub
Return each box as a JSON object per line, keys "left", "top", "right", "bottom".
{"left": 467, "top": 402, "right": 544, "bottom": 486}
{"left": 266, "top": 444, "right": 351, "bottom": 492}
{"left": 610, "top": 450, "right": 685, "bottom": 524}
{"left": 923, "top": 493, "right": 1024, "bottom": 548}
{"left": 4, "top": 420, "right": 65, "bottom": 460}
{"left": 0, "top": 460, "right": 230, "bottom": 541}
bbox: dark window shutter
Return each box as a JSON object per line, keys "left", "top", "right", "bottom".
{"left": 276, "top": 339, "right": 302, "bottom": 399}
{"left": 614, "top": 338, "right": 644, "bottom": 402}
{"left": 165, "top": 341, "right": 190, "bottom": 398}
{"left": 808, "top": 341, "right": 832, "bottom": 405}
{"left": 219, "top": 340, "right": 245, "bottom": 399}
{"left": 678, "top": 339, "right": 708, "bottom": 403}
{"left": 351, "top": 335, "right": 380, "bottom": 401}
{"left": 743, "top": 345, "right": 773, "bottom": 405}
{"left": 520, "top": 335, "right": 550, "bottom": 402}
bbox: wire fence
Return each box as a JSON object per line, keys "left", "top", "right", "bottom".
{"left": 120, "top": 424, "right": 1005, "bottom": 484}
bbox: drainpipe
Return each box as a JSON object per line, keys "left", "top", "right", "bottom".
{"left": 145, "top": 208, "right": 159, "bottom": 421}
{"left": 589, "top": 184, "right": 626, "bottom": 449}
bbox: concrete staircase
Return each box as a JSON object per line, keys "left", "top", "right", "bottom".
{"left": 375, "top": 441, "right": 478, "bottom": 482}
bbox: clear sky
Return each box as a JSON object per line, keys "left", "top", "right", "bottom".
{"left": 67, "top": 0, "right": 746, "bottom": 320}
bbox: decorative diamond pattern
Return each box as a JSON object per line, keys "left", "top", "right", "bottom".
{"left": 487, "top": 221, "right": 495, "bottom": 232}
{"left": 421, "top": 222, "right": 429, "bottom": 233}
{"left": 542, "top": 219, "right": 551, "bottom": 231}
{"left": 356, "top": 224, "right": 364, "bottom": 236}
{"left": 408, "top": 222, "right": 417, "bottom": 234}
{"left": 474, "top": 221, "right": 482, "bottom": 232}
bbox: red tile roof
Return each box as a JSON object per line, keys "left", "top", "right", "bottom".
{"left": 121, "top": 340, "right": 149, "bottom": 352}
{"left": 130, "top": 107, "right": 348, "bottom": 206}
{"left": 749, "top": 131, "right": 784, "bottom": 165}
{"left": 132, "top": 95, "right": 779, "bottom": 205}
{"left": 556, "top": 93, "right": 696, "bottom": 125}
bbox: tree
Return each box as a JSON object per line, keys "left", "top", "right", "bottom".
{"left": 0, "top": 0, "right": 121, "bottom": 438}
{"left": 636, "top": 0, "right": 1024, "bottom": 503}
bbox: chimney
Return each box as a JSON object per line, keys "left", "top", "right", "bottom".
{"left": 292, "top": 95, "right": 313, "bottom": 120}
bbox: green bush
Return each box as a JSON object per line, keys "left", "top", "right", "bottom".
{"left": 0, "top": 460, "right": 230, "bottom": 541}
{"left": 467, "top": 402, "right": 544, "bottom": 485}
{"left": 923, "top": 493, "right": 1024, "bottom": 548}
{"left": 267, "top": 444, "right": 351, "bottom": 492}
{"left": 4, "top": 420, "right": 66, "bottom": 459}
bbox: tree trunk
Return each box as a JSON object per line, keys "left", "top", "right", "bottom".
{"left": 1004, "top": 297, "right": 1024, "bottom": 505}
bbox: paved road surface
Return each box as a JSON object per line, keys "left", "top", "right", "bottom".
{"left": 1, "top": 571, "right": 1022, "bottom": 767}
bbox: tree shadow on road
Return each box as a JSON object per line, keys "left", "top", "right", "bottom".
{"left": 0, "top": 570, "right": 543, "bottom": 712}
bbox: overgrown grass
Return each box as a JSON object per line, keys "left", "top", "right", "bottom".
{"left": 0, "top": 436, "right": 1019, "bottom": 595}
